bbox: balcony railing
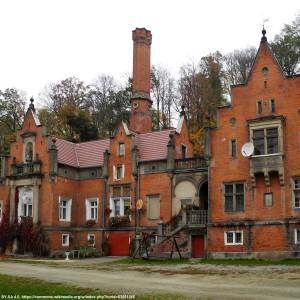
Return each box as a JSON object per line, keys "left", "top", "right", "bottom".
{"left": 11, "top": 161, "right": 42, "bottom": 177}
{"left": 175, "top": 157, "right": 207, "bottom": 170}
{"left": 187, "top": 209, "right": 208, "bottom": 225}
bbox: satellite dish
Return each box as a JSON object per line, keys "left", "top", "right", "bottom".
{"left": 241, "top": 142, "right": 254, "bottom": 157}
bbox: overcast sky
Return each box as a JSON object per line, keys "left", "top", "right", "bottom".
{"left": 0, "top": 0, "right": 299, "bottom": 107}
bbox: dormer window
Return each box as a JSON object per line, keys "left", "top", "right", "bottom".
{"left": 25, "top": 142, "right": 33, "bottom": 162}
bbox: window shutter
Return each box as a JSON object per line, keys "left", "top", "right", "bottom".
{"left": 122, "top": 164, "right": 125, "bottom": 179}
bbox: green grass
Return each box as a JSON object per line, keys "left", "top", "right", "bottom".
{"left": 116, "top": 257, "right": 190, "bottom": 265}
{"left": 198, "top": 258, "right": 300, "bottom": 266}
{"left": 116, "top": 257, "right": 300, "bottom": 267}
{"left": 0, "top": 274, "right": 185, "bottom": 300}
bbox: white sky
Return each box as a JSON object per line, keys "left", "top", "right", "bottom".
{"left": 0, "top": 0, "right": 299, "bottom": 107}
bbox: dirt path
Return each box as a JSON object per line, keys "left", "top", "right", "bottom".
{"left": 0, "top": 261, "right": 300, "bottom": 299}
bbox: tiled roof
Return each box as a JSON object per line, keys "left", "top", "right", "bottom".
{"left": 56, "top": 138, "right": 110, "bottom": 168}
{"left": 136, "top": 129, "right": 174, "bottom": 161}
{"left": 56, "top": 129, "right": 174, "bottom": 167}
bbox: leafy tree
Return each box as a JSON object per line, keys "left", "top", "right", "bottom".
{"left": 0, "top": 88, "right": 26, "bottom": 154}
{"left": 271, "top": 14, "right": 300, "bottom": 75}
{"left": 151, "top": 66, "right": 176, "bottom": 129}
{"left": 223, "top": 47, "right": 257, "bottom": 89}
{"left": 88, "top": 75, "right": 131, "bottom": 137}
{"left": 178, "top": 52, "right": 226, "bottom": 154}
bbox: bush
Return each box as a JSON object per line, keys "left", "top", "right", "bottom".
{"left": 102, "top": 239, "right": 110, "bottom": 256}
{"left": 0, "top": 210, "right": 11, "bottom": 254}
{"left": 79, "top": 247, "right": 100, "bottom": 258}
{"left": 31, "top": 222, "right": 49, "bottom": 257}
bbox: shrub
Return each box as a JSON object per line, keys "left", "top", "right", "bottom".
{"left": 79, "top": 247, "right": 100, "bottom": 258}
{"left": 0, "top": 209, "right": 11, "bottom": 254}
{"left": 102, "top": 239, "right": 110, "bottom": 256}
{"left": 49, "top": 250, "right": 66, "bottom": 259}
{"left": 31, "top": 222, "right": 49, "bottom": 257}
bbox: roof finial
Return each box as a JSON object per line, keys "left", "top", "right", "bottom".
{"left": 261, "top": 25, "right": 267, "bottom": 42}
{"left": 180, "top": 105, "right": 186, "bottom": 117}
{"left": 28, "top": 97, "right": 35, "bottom": 112}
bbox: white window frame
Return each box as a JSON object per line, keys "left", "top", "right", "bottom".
{"left": 85, "top": 198, "right": 98, "bottom": 221}
{"left": 110, "top": 197, "right": 131, "bottom": 217}
{"left": 0, "top": 200, "right": 3, "bottom": 222}
{"left": 62, "top": 234, "right": 70, "bottom": 247}
{"left": 224, "top": 231, "right": 243, "bottom": 245}
{"left": 113, "top": 165, "right": 125, "bottom": 180}
{"left": 88, "top": 233, "right": 95, "bottom": 246}
{"left": 59, "top": 197, "right": 72, "bottom": 222}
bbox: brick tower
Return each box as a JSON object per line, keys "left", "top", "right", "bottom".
{"left": 129, "top": 28, "right": 152, "bottom": 133}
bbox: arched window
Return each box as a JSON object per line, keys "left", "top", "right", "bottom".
{"left": 25, "top": 142, "right": 33, "bottom": 162}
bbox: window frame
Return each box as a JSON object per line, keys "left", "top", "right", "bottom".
{"left": 223, "top": 182, "right": 245, "bottom": 213}
{"left": 293, "top": 178, "right": 300, "bottom": 209}
{"left": 113, "top": 165, "right": 125, "bottom": 180}
{"left": 147, "top": 194, "right": 161, "bottom": 220}
{"left": 86, "top": 198, "right": 99, "bottom": 221}
{"left": 257, "top": 100, "right": 263, "bottom": 114}
{"left": 59, "top": 197, "right": 72, "bottom": 222}
{"left": 62, "top": 234, "right": 70, "bottom": 247}
{"left": 249, "top": 120, "right": 282, "bottom": 157}
{"left": 230, "top": 139, "right": 237, "bottom": 159}
{"left": 118, "top": 143, "right": 125, "bottom": 156}
{"left": 224, "top": 231, "right": 243, "bottom": 245}
{"left": 88, "top": 233, "right": 96, "bottom": 246}
{"left": 264, "top": 192, "right": 273, "bottom": 207}
{"left": 270, "top": 99, "right": 276, "bottom": 113}
{"left": 110, "top": 197, "right": 131, "bottom": 217}
{"left": 295, "top": 229, "right": 300, "bottom": 244}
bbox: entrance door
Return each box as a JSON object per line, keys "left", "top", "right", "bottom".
{"left": 192, "top": 235, "right": 205, "bottom": 258}
{"left": 108, "top": 232, "right": 129, "bottom": 256}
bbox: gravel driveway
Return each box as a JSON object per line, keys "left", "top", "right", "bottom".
{"left": 0, "top": 260, "right": 300, "bottom": 299}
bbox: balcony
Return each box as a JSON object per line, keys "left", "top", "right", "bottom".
{"left": 249, "top": 154, "right": 284, "bottom": 186}
{"left": 11, "top": 161, "right": 42, "bottom": 178}
{"left": 187, "top": 209, "right": 208, "bottom": 225}
{"left": 175, "top": 157, "right": 208, "bottom": 170}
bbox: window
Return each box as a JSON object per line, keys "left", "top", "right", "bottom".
{"left": 293, "top": 179, "right": 300, "bottom": 208}
{"left": 253, "top": 127, "right": 279, "bottom": 155}
{"left": 59, "top": 197, "right": 72, "bottom": 221}
{"left": 62, "top": 234, "right": 70, "bottom": 247}
{"left": 264, "top": 193, "right": 273, "bottom": 207}
{"left": 113, "top": 165, "right": 125, "bottom": 180}
{"left": 257, "top": 101, "right": 263, "bottom": 114}
{"left": 230, "top": 139, "right": 237, "bottom": 158}
{"left": 224, "top": 183, "right": 245, "bottom": 212}
{"left": 147, "top": 194, "right": 160, "bottom": 220}
{"left": 110, "top": 197, "right": 131, "bottom": 217}
{"left": 181, "top": 145, "right": 187, "bottom": 159}
{"left": 224, "top": 231, "right": 243, "bottom": 245}
{"left": 86, "top": 198, "right": 98, "bottom": 220}
{"left": 25, "top": 142, "right": 33, "bottom": 162}
{"left": 88, "top": 234, "right": 95, "bottom": 246}
{"left": 0, "top": 200, "right": 3, "bottom": 222}
{"left": 18, "top": 187, "right": 33, "bottom": 218}
{"left": 270, "top": 99, "right": 276, "bottom": 113}
{"left": 295, "top": 229, "right": 300, "bottom": 244}
{"left": 118, "top": 143, "right": 125, "bottom": 156}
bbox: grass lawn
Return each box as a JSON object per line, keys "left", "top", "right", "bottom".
{"left": 120, "top": 257, "right": 300, "bottom": 266}
{"left": 0, "top": 274, "right": 185, "bottom": 300}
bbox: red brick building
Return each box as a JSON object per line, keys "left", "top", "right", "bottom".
{"left": 0, "top": 28, "right": 209, "bottom": 257}
{"left": 209, "top": 28, "right": 300, "bottom": 258}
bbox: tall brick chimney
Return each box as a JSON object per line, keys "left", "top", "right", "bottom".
{"left": 129, "top": 28, "right": 152, "bottom": 133}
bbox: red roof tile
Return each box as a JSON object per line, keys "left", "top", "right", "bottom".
{"left": 136, "top": 129, "right": 174, "bottom": 161}
{"left": 56, "top": 138, "right": 110, "bottom": 168}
